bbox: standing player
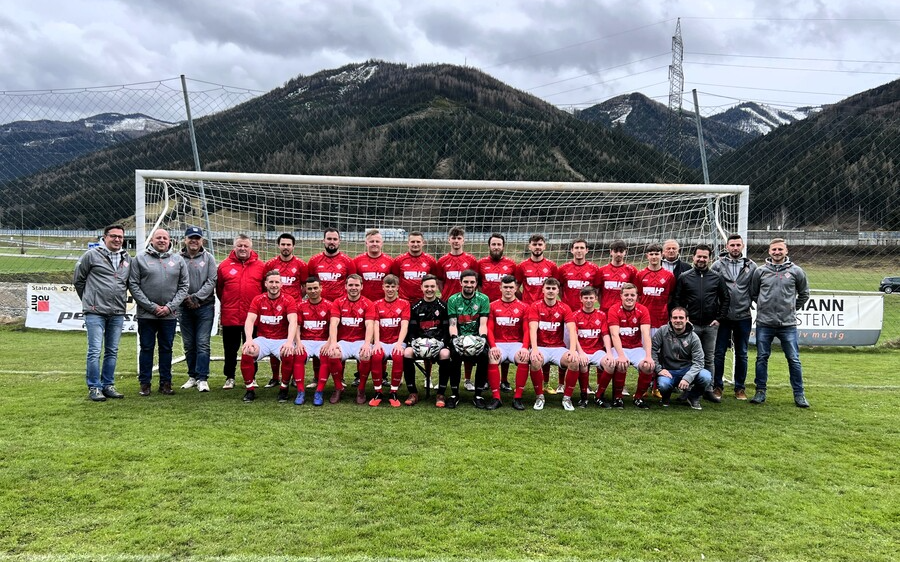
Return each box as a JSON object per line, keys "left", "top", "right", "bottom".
{"left": 436, "top": 226, "right": 478, "bottom": 389}
{"left": 263, "top": 233, "right": 308, "bottom": 388}
{"left": 516, "top": 234, "right": 558, "bottom": 305}
{"left": 367, "top": 275, "right": 410, "bottom": 407}
{"left": 634, "top": 243, "right": 676, "bottom": 335}
{"left": 354, "top": 229, "right": 394, "bottom": 302}
{"left": 569, "top": 287, "right": 615, "bottom": 410}
{"left": 318, "top": 274, "right": 375, "bottom": 406}
{"left": 522, "top": 278, "right": 578, "bottom": 411}
{"left": 239, "top": 271, "right": 298, "bottom": 403}
{"left": 403, "top": 274, "right": 452, "bottom": 406}
{"left": 605, "top": 283, "right": 655, "bottom": 409}
{"left": 391, "top": 231, "right": 438, "bottom": 302}
{"left": 290, "top": 276, "right": 333, "bottom": 405}
{"left": 597, "top": 239, "right": 638, "bottom": 315}
{"left": 308, "top": 228, "right": 357, "bottom": 302}
{"left": 486, "top": 275, "right": 530, "bottom": 411}
{"left": 447, "top": 270, "right": 492, "bottom": 409}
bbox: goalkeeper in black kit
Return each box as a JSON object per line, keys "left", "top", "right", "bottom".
{"left": 403, "top": 275, "right": 452, "bottom": 406}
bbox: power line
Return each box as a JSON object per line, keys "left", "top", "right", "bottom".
{"left": 684, "top": 61, "right": 900, "bottom": 76}
{"left": 686, "top": 52, "right": 900, "bottom": 65}
{"left": 542, "top": 66, "right": 669, "bottom": 99}
{"left": 687, "top": 82, "right": 850, "bottom": 97}
{"left": 525, "top": 53, "right": 670, "bottom": 91}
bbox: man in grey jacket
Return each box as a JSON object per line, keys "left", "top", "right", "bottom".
{"left": 749, "top": 238, "right": 811, "bottom": 408}
{"left": 711, "top": 234, "right": 758, "bottom": 401}
{"left": 178, "top": 227, "right": 218, "bottom": 393}
{"left": 129, "top": 228, "right": 189, "bottom": 396}
{"left": 651, "top": 307, "right": 712, "bottom": 410}
{"left": 74, "top": 224, "right": 131, "bottom": 402}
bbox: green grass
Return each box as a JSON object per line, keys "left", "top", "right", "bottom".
{"left": 0, "top": 326, "right": 898, "bottom": 561}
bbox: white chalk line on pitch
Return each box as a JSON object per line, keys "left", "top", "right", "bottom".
{"left": 0, "top": 556, "right": 662, "bottom": 562}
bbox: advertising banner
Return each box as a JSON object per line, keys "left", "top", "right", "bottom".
{"left": 750, "top": 293, "right": 883, "bottom": 346}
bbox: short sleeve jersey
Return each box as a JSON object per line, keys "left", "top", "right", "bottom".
{"left": 608, "top": 303, "right": 651, "bottom": 349}
{"left": 330, "top": 296, "right": 373, "bottom": 342}
{"left": 477, "top": 256, "right": 518, "bottom": 302}
{"left": 408, "top": 298, "right": 450, "bottom": 342}
{"left": 597, "top": 263, "right": 638, "bottom": 313}
{"left": 298, "top": 298, "right": 332, "bottom": 341}
{"left": 308, "top": 252, "right": 356, "bottom": 302}
{"left": 556, "top": 261, "right": 602, "bottom": 310}
{"left": 571, "top": 308, "right": 609, "bottom": 354}
{"left": 488, "top": 298, "right": 528, "bottom": 344}
{"left": 354, "top": 253, "right": 394, "bottom": 301}
{"left": 249, "top": 292, "right": 297, "bottom": 340}
{"left": 368, "top": 297, "right": 411, "bottom": 344}
{"left": 526, "top": 299, "right": 574, "bottom": 348}
{"left": 391, "top": 251, "right": 438, "bottom": 301}
{"left": 634, "top": 267, "right": 675, "bottom": 328}
{"left": 447, "top": 291, "right": 491, "bottom": 337}
{"left": 264, "top": 256, "right": 307, "bottom": 301}
{"left": 516, "top": 258, "right": 558, "bottom": 304}
{"left": 436, "top": 252, "right": 478, "bottom": 300}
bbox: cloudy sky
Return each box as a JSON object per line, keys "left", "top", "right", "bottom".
{"left": 1, "top": 0, "right": 899, "bottom": 119}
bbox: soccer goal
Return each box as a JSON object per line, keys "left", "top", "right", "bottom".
{"left": 135, "top": 170, "right": 748, "bottom": 263}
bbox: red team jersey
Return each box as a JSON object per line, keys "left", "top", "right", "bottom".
{"left": 308, "top": 252, "right": 356, "bottom": 302}
{"left": 516, "top": 258, "right": 558, "bottom": 304}
{"left": 634, "top": 267, "right": 675, "bottom": 328}
{"left": 608, "top": 303, "right": 651, "bottom": 349}
{"left": 597, "top": 263, "right": 638, "bottom": 313}
{"left": 487, "top": 298, "right": 528, "bottom": 346}
{"left": 354, "top": 253, "right": 394, "bottom": 301}
{"left": 571, "top": 308, "right": 609, "bottom": 354}
{"left": 436, "top": 252, "right": 477, "bottom": 300}
{"left": 556, "top": 261, "right": 602, "bottom": 310}
{"left": 248, "top": 293, "right": 297, "bottom": 340}
{"left": 330, "top": 296, "right": 373, "bottom": 342}
{"left": 368, "top": 298, "right": 411, "bottom": 344}
{"left": 263, "top": 256, "right": 307, "bottom": 301}
{"left": 298, "top": 298, "right": 332, "bottom": 341}
{"left": 391, "top": 252, "right": 438, "bottom": 301}
{"left": 477, "top": 256, "right": 518, "bottom": 302}
{"left": 526, "top": 299, "right": 574, "bottom": 348}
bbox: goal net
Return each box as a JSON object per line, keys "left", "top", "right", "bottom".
{"left": 136, "top": 170, "right": 748, "bottom": 264}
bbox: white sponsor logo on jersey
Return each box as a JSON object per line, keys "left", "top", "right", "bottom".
{"left": 403, "top": 271, "right": 426, "bottom": 280}
{"left": 341, "top": 317, "right": 363, "bottom": 327}
{"left": 578, "top": 328, "right": 603, "bottom": 338}
{"left": 362, "top": 272, "right": 383, "bottom": 281}
{"left": 618, "top": 326, "right": 639, "bottom": 337}
{"left": 303, "top": 320, "right": 327, "bottom": 330}
{"left": 446, "top": 271, "right": 461, "bottom": 279}
{"left": 318, "top": 272, "right": 342, "bottom": 281}
{"left": 380, "top": 318, "right": 402, "bottom": 328}
{"left": 538, "top": 321, "right": 561, "bottom": 331}
{"left": 567, "top": 280, "right": 590, "bottom": 289}
{"left": 495, "top": 316, "right": 520, "bottom": 327}
{"left": 604, "top": 280, "right": 624, "bottom": 290}
{"left": 281, "top": 276, "right": 297, "bottom": 285}
{"left": 260, "top": 314, "right": 284, "bottom": 325}
{"left": 642, "top": 286, "right": 665, "bottom": 296}
{"left": 526, "top": 276, "right": 546, "bottom": 286}
{"left": 484, "top": 273, "right": 503, "bottom": 282}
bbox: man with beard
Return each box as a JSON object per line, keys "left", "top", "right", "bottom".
{"left": 516, "top": 234, "right": 559, "bottom": 395}
{"left": 446, "top": 269, "right": 492, "bottom": 409}
{"left": 402, "top": 275, "right": 452, "bottom": 406}
{"left": 308, "top": 228, "right": 357, "bottom": 302}
{"left": 263, "top": 233, "right": 307, "bottom": 388}
{"left": 391, "top": 231, "right": 438, "bottom": 302}
{"left": 436, "top": 226, "right": 478, "bottom": 390}
{"left": 652, "top": 307, "right": 711, "bottom": 410}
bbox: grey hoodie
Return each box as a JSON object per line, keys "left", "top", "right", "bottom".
{"left": 73, "top": 245, "right": 132, "bottom": 315}
{"left": 128, "top": 244, "right": 189, "bottom": 320}
{"left": 179, "top": 246, "right": 218, "bottom": 307}
{"left": 711, "top": 255, "right": 758, "bottom": 320}
{"left": 750, "top": 257, "right": 810, "bottom": 327}
{"left": 651, "top": 322, "right": 705, "bottom": 384}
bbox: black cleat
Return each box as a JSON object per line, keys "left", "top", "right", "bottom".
{"left": 611, "top": 398, "right": 625, "bottom": 409}
{"left": 264, "top": 378, "right": 279, "bottom": 388}
{"left": 277, "top": 387, "right": 289, "bottom": 403}
{"left": 500, "top": 381, "right": 512, "bottom": 393}
{"left": 597, "top": 398, "right": 611, "bottom": 409}
{"left": 473, "top": 396, "right": 486, "bottom": 409}
{"left": 351, "top": 373, "right": 361, "bottom": 387}
{"left": 446, "top": 395, "right": 459, "bottom": 409}
{"left": 243, "top": 389, "right": 256, "bottom": 402}
{"left": 486, "top": 398, "right": 502, "bottom": 410}
{"left": 633, "top": 398, "right": 650, "bottom": 410}
{"left": 512, "top": 398, "right": 525, "bottom": 410}
{"left": 577, "top": 398, "right": 589, "bottom": 408}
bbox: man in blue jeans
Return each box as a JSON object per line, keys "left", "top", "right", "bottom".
{"left": 711, "top": 234, "right": 757, "bottom": 401}
{"left": 129, "top": 228, "right": 189, "bottom": 396}
{"left": 651, "top": 307, "right": 711, "bottom": 410}
{"left": 750, "top": 238, "right": 811, "bottom": 408}
{"left": 178, "top": 227, "right": 218, "bottom": 393}
{"left": 74, "top": 224, "right": 132, "bottom": 402}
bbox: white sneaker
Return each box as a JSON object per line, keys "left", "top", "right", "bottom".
{"left": 533, "top": 394, "right": 545, "bottom": 411}
{"left": 464, "top": 381, "right": 475, "bottom": 391}
{"left": 197, "top": 380, "right": 210, "bottom": 392}
{"left": 555, "top": 384, "right": 565, "bottom": 394}
{"left": 586, "top": 385, "right": 596, "bottom": 395}
{"left": 222, "top": 378, "right": 235, "bottom": 390}
{"left": 562, "top": 396, "right": 575, "bottom": 411}
{"left": 181, "top": 377, "right": 198, "bottom": 389}
{"left": 621, "top": 388, "right": 630, "bottom": 397}
{"left": 305, "top": 381, "right": 317, "bottom": 389}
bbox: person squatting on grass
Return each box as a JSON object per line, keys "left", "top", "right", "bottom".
{"left": 74, "top": 223, "right": 131, "bottom": 402}
{"left": 652, "top": 307, "right": 713, "bottom": 410}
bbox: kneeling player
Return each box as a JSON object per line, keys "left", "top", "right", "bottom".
{"left": 291, "top": 276, "right": 332, "bottom": 405}
{"left": 368, "top": 275, "right": 410, "bottom": 407}
{"left": 240, "top": 271, "right": 298, "bottom": 402}
{"left": 570, "top": 287, "right": 615, "bottom": 410}
{"left": 488, "top": 275, "right": 530, "bottom": 411}
{"left": 403, "top": 275, "right": 452, "bottom": 406}
{"left": 524, "top": 278, "right": 579, "bottom": 410}
{"left": 604, "top": 283, "right": 655, "bottom": 409}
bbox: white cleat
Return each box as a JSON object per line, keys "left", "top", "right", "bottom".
{"left": 561, "top": 396, "right": 575, "bottom": 411}
{"left": 533, "top": 394, "right": 545, "bottom": 411}
{"left": 222, "top": 378, "right": 235, "bottom": 390}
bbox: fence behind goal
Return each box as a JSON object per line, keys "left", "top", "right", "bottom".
{"left": 137, "top": 170, "right": 748, "bottom": 265}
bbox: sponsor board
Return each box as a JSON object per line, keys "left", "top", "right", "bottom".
{"left": 750, "top": 293, "right": 883, "bottom": 346}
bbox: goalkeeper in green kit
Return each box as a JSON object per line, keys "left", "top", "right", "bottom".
{"left": 446, "top": 269, "right": 494, "bottom": 409}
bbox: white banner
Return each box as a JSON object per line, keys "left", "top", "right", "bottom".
{"left": 25, "top": 283, "right": 218, "bottom": 335}
{"left": 750, "top": 293, "right": 883, "bottom": 346}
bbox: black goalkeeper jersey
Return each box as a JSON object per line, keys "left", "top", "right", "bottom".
{"left": 408, "top": 298, "right": 450, "bottom": 344}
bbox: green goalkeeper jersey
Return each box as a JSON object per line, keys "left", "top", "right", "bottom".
{"left": 447, "top": 291, "right": 490, "bottom": 336}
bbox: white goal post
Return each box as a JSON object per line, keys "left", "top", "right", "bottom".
{"left": 135, "top": 170, "right": 749, "bottom": 264}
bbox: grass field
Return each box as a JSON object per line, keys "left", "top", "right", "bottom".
{"left": 1, "top": 325, "right": 897, "bottom": 562}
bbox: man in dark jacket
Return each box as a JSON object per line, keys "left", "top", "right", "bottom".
{"left": 671, "top": 243, "right": 730, "bottom": 402}
{"left": 178, "top": 227, "right": 218, "bottom": 393}
{"left": 661, "top": 239, "right": 692, "bottom": 279}
{"left": 651, "top": 307, "right": 712, "bottom": 410}
{"left": 74, "top": 224, "right": 131, "bottom": 402}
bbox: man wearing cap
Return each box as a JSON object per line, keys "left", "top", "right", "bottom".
{"left": 179, "top": 227, "right": 218, "bottom": 393}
